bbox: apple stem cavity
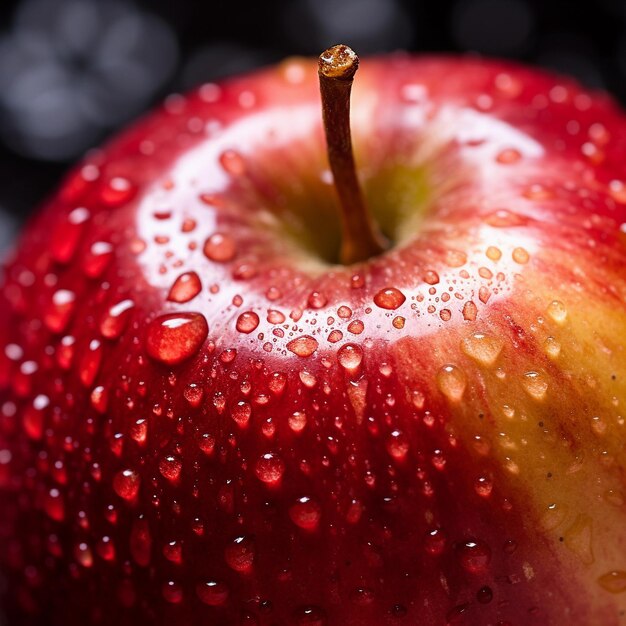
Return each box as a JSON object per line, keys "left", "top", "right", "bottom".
{"left": 318, "top": 44, "right": 388, "bottom": 265}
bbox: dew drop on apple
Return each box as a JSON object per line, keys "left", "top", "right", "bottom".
{"left": 543, "top": 336, "right": 561, "bottom": 359}
{"left": 496, "top": 148, "right": 521, "bottom": 164}
{"left": 474, "top": 475, "right": 493, "bottom": 498}
{"left": 203, "top": 233, "right": 237, "bottom": 262}
{"left": 374, "top": 287, "right": 406, "bottom": 310}
{"left": 386, "top": 429, "right": 409, "bottom": 460}
{"left": 219, "top": 149, "right": 247, "bottom": 176}
{"left": 461, "top": 332, "right": 503, "bottom": 367}
{"left": 44, "top": 487, "right": 65, "bottom": 521}
{"left": 130, "top": 419, "right": 148, "bottom": 445}
{"left": 299, "top": 370, "right": 317, "bottom": 388}
{"left": 232, "top": 401, "right": 252, "bottom": 427}
{"left": 196, "top": 580, "right": 229, "bottom": 606}
{"left": 225, "top": 535, "right": 256, "bottom": 573}
{"left": 236, "top": 311, "right": 260, "bottom": 334}
{"left": 159, "top": 455, "right": 182, "bottom": 482}
{"left": 424, "top": 528, "right": 446, "bottom": 555}
{"left": 100, "top": 299, "right": 135, "bottom": 339}
{"left": 83, "top": 241, "right": 114, "bottom": 278}
{"left": 307, "top": 291, "right": 327, "bottom": 309}
{"left": 457, "top": 539, "right": 491, "bottom": 573}
{"left": 74, "top": 542, "right": 94, "bottom": 568}
{"left": 292, "top": 605, "right": 327, "bottom": 626}
{"left": 51, "top": 207, "right": 90, "bottom": 264}
{"left": 546, "top": 300, "right": 567, "bottom": 324}
{"left": 100, "top": 177, "right": 136, "bottom": 207}
{"left": 337, "top": 343, "right": 363, "bottom": 372}
{"left": 146, "top": 312, "right": 208, "bottom": 366}
{"left": 598, "top": 570, "right": 626, "bottom": 594}
{"left": 184, "top": 383, "right": 203, "bottom": 407}
{"left": 287, "top": 335, "right": 318, "bottom": 357}
{"left": 267, "top": 309, "right": 285, "bottom": 324}
{"left": 96, "top": 535, "right": 116, "bottom": 561}
{"left": 437, "top": 365, "right": 467, "bottom": 402}
{"left": 522, "top": 371, "right": 548, "bottom": 401}
{"left": 462, "top": 301, "right": 477, "bottom": 321}
{"left": 167, "top": 271, "right": 202, "bottom": 303}
{"left": 113, "top": 469, "right": 141, "bottom": 501}
{"left": 512, "top": 246, "right": 530, "bottom": 264}
{"left": 162, "top": 581, "right": 183, "bottom": 604}
{"left": 163, "top": 540, "right": 183, "bottom": 564}
{"left": 485, "top": 209, "right": 525, "bottom": 227}
{"left": 24, "top": 394, "right": 49, "bottom": 440}
{"left": 347, "top": 319, "right": 364, "bottom": 334}
{"left": 289, "top": 496, "right": 322, "bottom": 530}
{"left": 289, "top": 411, "right": 307, "bottom": 433}
{"left": 44, "top": 289, "right": 76, "bottom": 333}
{"left": 255, "top": 452, "right": 285, "bottom": 484}
{"left": 79, "top": 339, "right": 103, "bottom": 387}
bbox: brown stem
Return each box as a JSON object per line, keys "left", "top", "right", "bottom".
{"left": 318, "top": 44, "right": 387, "bottom": 265}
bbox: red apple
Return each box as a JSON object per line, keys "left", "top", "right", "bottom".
{"left": 1, "top": 44, "right": 626, "bottom": 626}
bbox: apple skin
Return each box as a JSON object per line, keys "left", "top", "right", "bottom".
{"left": 1, "top": 53, "right": 626, "bottom": 626}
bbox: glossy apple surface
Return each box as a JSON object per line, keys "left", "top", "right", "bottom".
{"left": 1, "top": 53, "right": 626, "bottom": 626}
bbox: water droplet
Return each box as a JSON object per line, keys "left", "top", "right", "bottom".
{"left": 204, "top": 233, "right": 236, "bottom": 262}
{"left": 113, "top": 469, "right": 141, "bottom": 501}
{"left": 100, "top": 177, "right": 136, "bottom": 207}
{"left": 100, "top": 299, "right": 134, "bottom": 339}
{"left": 196, "top": 581, "right": 229, "bottom": 606}
{"left": 293, "top": 606, "right": 327, "bottom": 626}
{"left": 159, "top": 455, "right": 182, "bottom": 482}
{"left": 424, "top": 529, "right": 446, "bottom": 555}
{"left": 307, "top": 291, "right": 327, "bottom": 309}
{"left": 496, "top": 148, "right": 521, "bottom": 164}
{"left": 289, "top": 496, "right": 322, "bottom": 530}
{"left": 437, "top": 365, "right": 466, "bottom": 402}
{"left": 167, "top": 272, "right": 202, "bottom": 303}
{"left": 236, "top": 311, "right": 260, "bottom": 334}
{"left": 598, "top": 571, "right": 626, "bottom": 594}
{"left": 474, "top": 475, "right": 493, "bottom": 498}
{"left": 485, "top": 209, "right": 526, "bottom": 227}
{"left": 347, "top": 319, "right": 364, "bottom": 334}
{"left": 423, "top": 270, "right": 439, "bottom": 285}
{"left": 287, "top": 335, "right": 318, "bottom": 357}
{"left": 386, "top": 430, "right": 409, "bottom": 460}
{"left": 83, "top": 241, "right": 113, "bottom": 278}
{"left": 146, "top": 312, "right": 208, "bottom": 366}
{"left": 267, "top": 309, "right": 285, "bottom": 324}
{"left": 79, "top": 339, "right": 103, "bottom": 387}
{"left": 162, "top": 581, "right": 183, "bottom": 604}
{"left": 44, "top": 488, "right": 65, "bottom": 521}
{"left": 289, "top": 411, "right": 307, "bottom": 432}
{"left": 544, "top": 336, "right": 561, "bottom": 359}
{"left": 51, "top": 207, "right": 90, "bottom": 263}
{"left": 374, "top": 287, "right": 406, "bottom": 310}
{"left": 462, "top": 301, "right": 477, "bottom": 321}
{"left": 337, "top": 343, "right": 363, "bottom": 372}
{"left": 232, "top": 401, "right": 252, "bottom": 427}
{"left": 74, "top": 542, "right": 94, "bottom": 567}
{"left": 461, "top": 332, "right": 503, "bottom": 367}
{"left": 225, "top": 535, "right": 256, "bottom": 573}
{"left": 255, "top": 453, "right": 285, "bottom": 485}
{"left": 219, "top": 149, "right": 247, "bottom": 175}
{"left": 522, "top": 371, "right": 548, "bottom": 401}
{"left": 44, "top": 289, "right": 76, "bottom": 333}
{"left": 512, "top": 247, "right": 530, "bottom": 264}
{"left": 457, "top": 539, "right": 491, "bottom": 573}
{"left": 546, "top": 300, "right": 567, "bottom": 324}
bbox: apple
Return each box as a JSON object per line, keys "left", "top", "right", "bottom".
{"left": 1, "top": 43, "right": 626, "bottom": 626}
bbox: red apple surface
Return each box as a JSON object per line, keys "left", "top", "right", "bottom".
{"left": 1, "top": 49, "right": 626, "bottom": 626}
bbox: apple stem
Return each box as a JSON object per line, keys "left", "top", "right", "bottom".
{"left": 318, "top": 44, "right": 388, "bottom": 265}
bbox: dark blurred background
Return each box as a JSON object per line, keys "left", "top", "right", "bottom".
{"left": 0, "top": 0, "right": 625, "bottom": 252}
